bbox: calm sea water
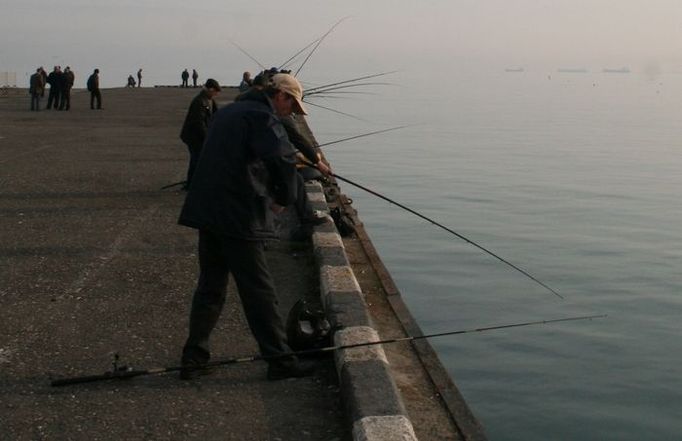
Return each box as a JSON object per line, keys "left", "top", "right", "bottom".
{"left": 307, "top": 71, "right": 682, "bottom": 440}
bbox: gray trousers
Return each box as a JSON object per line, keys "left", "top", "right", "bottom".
{"left": 182, "top": 230, "right": 292, "bottom": 365}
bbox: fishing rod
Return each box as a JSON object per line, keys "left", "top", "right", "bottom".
{"left": 316, "top": 126, "right": 407, "bottom": 148}
{"left": 160, "top": 181, "right": 186, "bottom": 190}
{"left": 303, "top": 91, "right": 380, "bottom": 99}
{"left": 50, "top": 314, "right": 604, "bottom": 386}
{"left": 301, "top": 100, "right": 368, "bottom": 121}
{"left": 294, "top": 17, "right": 350, "bottom": 77}
{"left": 303, "top": 71, "right": 398, "bottom": 95}
{"left": 278, "top": 38, "right": 320, "bottom": 71}
{"left": 159, "top": 127, "right": 406, "bottom": 191}
{"left": 302, "top": 161, "right": 564, "bottom": 299}
{"left": 303, "top": 82, "right": 394, "bottom": 97}
{"left": 230, "top": 40, "right": 267, "bottom": 71}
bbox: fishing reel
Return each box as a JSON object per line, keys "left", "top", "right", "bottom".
{"left": 329, "top": 206, "right": 356, "bottom": 237}
{"left": 108, "top": 353, "right": 134, "bottom": 378}
{"left": 286, "top": 299, "right": 332, "bottom": 353}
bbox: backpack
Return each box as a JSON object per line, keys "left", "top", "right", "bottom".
{"left": 86, "top": 75, "right": 94, "bottom": 92}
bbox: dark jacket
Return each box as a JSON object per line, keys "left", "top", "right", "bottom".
{"left": 87, "top": 73, "right": 99, "bottom": 91}
{"left": 236, "top": 89, "right": 319, "bottom": 165}
{"left": 179, "top": 90, "right": 218, "bottom": 148}
{"left": 64, "top": 70, "right": 75, "bottom": 89}
{"left": 46, "top": 71, "right": 61, "bottom": 91}
{"left": 178, "top": 93, "right": 298, "bottom": 240}
{"left": 29, "top": 73, "right": 45, "bottom": 95}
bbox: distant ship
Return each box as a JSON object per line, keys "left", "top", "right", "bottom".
{"left": 602, "top": 67, "right": 630, "bottom": 73}
{"left": 505, "top": 67, "right": 525, "bottom": 73}
{"left": 557, "top": 68, "right": 588, "bottom": 73}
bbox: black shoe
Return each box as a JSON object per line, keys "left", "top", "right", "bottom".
{"left": 179, "top": 360, "right": 214, "bottom": 380}
{"left": 267, "top": 360, "right": 316, "bottom": 381}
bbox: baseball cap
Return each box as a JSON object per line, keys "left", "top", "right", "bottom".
{"left": 269, "top": 73, "right": 307, "bottom": 115}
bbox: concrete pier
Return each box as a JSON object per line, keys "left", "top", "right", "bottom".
{"left": 0, "top": 87, "right": 485, "bottom": 440}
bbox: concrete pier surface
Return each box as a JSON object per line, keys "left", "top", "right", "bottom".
{"left": 0, "top": 87, "right": 484, "bottom": 440}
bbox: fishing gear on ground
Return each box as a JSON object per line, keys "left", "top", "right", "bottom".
{"left": 286, "top": 299, "right": 333, "bottom": 352}
{"left": 49, "top": 314, "right": 605, "bottom": 387}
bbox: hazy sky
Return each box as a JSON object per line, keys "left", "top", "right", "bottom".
{"left": 2, "top": 0, "right": 682, "bottom": 86}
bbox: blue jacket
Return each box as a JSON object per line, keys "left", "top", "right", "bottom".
{"left": 178, "top": 96, "right": 298, "bottom": 240}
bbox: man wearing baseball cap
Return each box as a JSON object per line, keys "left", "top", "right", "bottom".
{"left": 177, "top": 72, "right": 316, "bottom": 381}
{"left": 268, "top": 73, "right": 307, "bottom": 115}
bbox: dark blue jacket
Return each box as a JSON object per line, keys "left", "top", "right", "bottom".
{"left": 178, "top": 96, "right": 298, "bottom": 240}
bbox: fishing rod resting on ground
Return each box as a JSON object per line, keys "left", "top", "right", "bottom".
{"left": 50, "top": 314, "right": 604, "bottom": 387}
{"left": 301, "top": 161, "right": 564, "bottom": 299}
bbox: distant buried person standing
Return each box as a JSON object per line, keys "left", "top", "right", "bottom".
{"left": 179, "top": 78, "right": 220, "bottom": 189}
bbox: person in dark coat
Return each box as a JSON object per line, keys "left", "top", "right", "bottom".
{"left": 29, "top": 68, "right": 46, "bottom": 111}
{"left": 59, "top": 66, "right": 74, "bottom": 110}
{"left": 137, "top": 68, "right": 142, "bottom": 87}
{"left": 181, "top": 69, "right": 189, "bottom": 87}
{"left": 87, "top": 69, "right": 102, "bottom": 110}
{"left": 236, "top": 86, "right": 331, "bottom": 232}
{"left": 46, "top": 66, "right": 62, "bottom": 110}
{"left": 191, "top": 69, "right": 198, "bottom": 87}
{"left": 179, "top": 78, "right": 221, "bottom": 189}
{"left": 178, "top": 73, "right": 315, "bottom": 381}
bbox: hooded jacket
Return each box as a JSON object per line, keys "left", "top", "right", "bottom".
{"left": 178, "top": 91, "right": 298, "bottom": 240}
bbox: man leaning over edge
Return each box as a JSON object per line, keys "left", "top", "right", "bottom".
{"left": 177, "top": 73, "right": 316, "bottom": 381}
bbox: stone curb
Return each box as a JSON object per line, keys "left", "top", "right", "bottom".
{"left": 306, "top": 181, "right": 418, "bottom": 441}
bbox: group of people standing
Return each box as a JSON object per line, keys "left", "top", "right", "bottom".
{"left": 181, "top": 68, "right": 200, "bottom": 88}
{"left": 28, "top": 66, "right": 102, "bottom": 111}
{"left": 29, "top": 66, "right": 75, "bottom": 111}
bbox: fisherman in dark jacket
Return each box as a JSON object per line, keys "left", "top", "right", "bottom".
{"left": 178, "top": 73, "right": 314, "bottom": 381}
{"left": 179, "top": 78, "right": 220, "bottom": 189}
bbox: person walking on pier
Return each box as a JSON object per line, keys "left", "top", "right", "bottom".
{"left": 179, "top": 78, "right": 220, "bottom": 189}
{"left": 29, "top": 68, "right": 45, "bottom": 111}
{"left": 59, "top": 66, "right": 74, "bottom": 111}
{"left": 87, "top": 68, "right": 102, "bottom": 110}
{"left": 137, "top": 68, "right": 142, "bottom": 87}
{"left": 178, "top": 73, "right": 315, "bottom": 381}
{"left": 181, "top": 69, "right": 189, "bottom": 87}
{"left": 192, "top": 69, "right": 198, "bottom": 87}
